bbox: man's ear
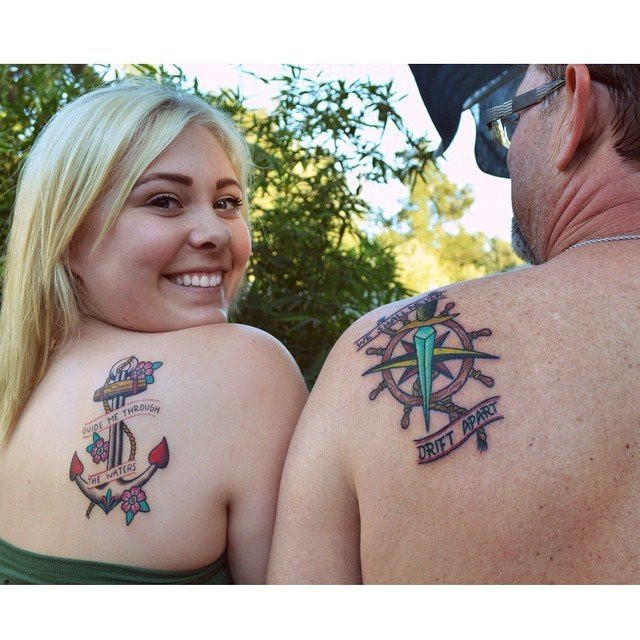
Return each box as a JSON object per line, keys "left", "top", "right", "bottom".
{"left": 556, "top": 64, "right": 592, "bottom": 171}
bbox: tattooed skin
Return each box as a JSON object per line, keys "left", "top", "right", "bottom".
{"left": 357, "top": 291, "right": 503, "bottom": 464}
{"left": 69, "top": 356, "right": 169, "bottom": 526}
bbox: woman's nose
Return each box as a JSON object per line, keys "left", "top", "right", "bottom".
{"left": 188, "top": 209, "right": 232, "bottom": 250}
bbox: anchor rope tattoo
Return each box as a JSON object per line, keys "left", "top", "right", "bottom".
{"left": 69, "top": 355, "right": 169, "bottom": 526}
{"left": 102, "top": 357, "right": 139, "bottom": 462}
{"left": 356, "top": 290, "right": 503, "bottom": 464}
{"left": 85, "top": 361, "right": 140, "bottom": 519}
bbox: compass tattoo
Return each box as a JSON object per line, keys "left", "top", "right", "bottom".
{"left": 69, "top": 356, "right": 169, "bottom": 526}
{"left": 356, "top": 290, "right": 503, "bottom": 464}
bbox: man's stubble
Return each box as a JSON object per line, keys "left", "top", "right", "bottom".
{"left": 511, "top": 216, "right": 541, "bottom": 265}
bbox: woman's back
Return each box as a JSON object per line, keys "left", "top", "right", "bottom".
{"left": 0, "top": 79, "right": 308, "bottom": 583}
{"left": 0, "top": 319, "right": 307, "bottom": 582}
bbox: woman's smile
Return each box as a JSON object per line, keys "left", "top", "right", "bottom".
{"left": 70, "top": 123, "right": 251, "bottom": 331}
{"left": 167, "top": 272, "right": 223, "bottom": 288}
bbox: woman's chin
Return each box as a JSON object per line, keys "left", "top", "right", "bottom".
{"left": 83, "top": 306, "right": 230, "bottom": 333}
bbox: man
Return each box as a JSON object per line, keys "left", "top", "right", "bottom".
{"left": 267, "top": 65, "right": 640, "bottom": 583}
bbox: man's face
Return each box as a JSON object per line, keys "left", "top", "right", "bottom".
{"left": 507, "top": 66, "right": 558, "bottom": 264}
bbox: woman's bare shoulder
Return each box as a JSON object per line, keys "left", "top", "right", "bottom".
{"left": 160, "top": 323, "right": 308, "bottom": 424}
{"left": 167, "top": 322, "right": 304, "bottom": 380}
{"left": 55, "top": 320, "right": 307, "bottom": 432}
{"left": 179, "top": 321, "right": 286, "bottom": 345}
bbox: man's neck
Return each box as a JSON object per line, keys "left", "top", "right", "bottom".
{"left": 544, "top": 159, "right": 640, "bottom": 260}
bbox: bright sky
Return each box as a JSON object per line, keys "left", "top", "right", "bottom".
{"left": 176, "top": 63, "right": 514, "bottom": 242}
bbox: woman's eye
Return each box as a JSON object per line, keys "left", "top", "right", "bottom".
{"left": 147, "top": 194, "right": 181, "bottom": 210}
{"left": 214, "top": 196, "right": 243, "bottom": 214}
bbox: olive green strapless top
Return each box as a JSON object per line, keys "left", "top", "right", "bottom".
{"left": 0, "top": 537, "right": 232, "bottom": 584}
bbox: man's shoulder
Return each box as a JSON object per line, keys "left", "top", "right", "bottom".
{"left": 338, "top": 266, "right": 533, "bottom": 362}
{"left": 307, "top": 264, "right": 551, "bottom": 452}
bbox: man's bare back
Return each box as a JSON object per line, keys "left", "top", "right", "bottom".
{"left": 268, "top": 245, "right": 640, "bottom": 583}
{"left": 268, "top": 63, "right": 640, "bottom": 584}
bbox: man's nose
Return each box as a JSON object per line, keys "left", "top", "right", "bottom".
{"left": 188, "top": 209, "right": 232, "bottom": 250}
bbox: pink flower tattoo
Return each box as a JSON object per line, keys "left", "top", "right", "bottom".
{"left": 132, "top": 361, "right": 154, "bottom": 381}
{"left": 86, "top": 433, "right": 109, "bottom": 464}
{"left": 121, "top": 486, "right": 147, "bottom": 514}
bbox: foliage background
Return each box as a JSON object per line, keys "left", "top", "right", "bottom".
{"left": 0, "top": 64, "right": 521, "bottom": 386}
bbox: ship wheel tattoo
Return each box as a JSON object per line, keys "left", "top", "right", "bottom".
{"left": 357, "top": 291, "right": 504, "bottom": 464}
{"left": 69, "top": 356, "right": 169, "bottom": 526}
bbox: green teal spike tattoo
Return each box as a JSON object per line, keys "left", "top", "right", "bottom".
{"left": 69, "top": 356, "right": 169, "bottom": 526}
{"left": 414, "top": 325, "right": 436, "bottom": 431}
{"left": 357, "top": 291, "right": 503, "bottom": 464}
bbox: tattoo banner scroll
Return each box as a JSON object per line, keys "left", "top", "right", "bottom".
{"left": 82, "top": 399, "right": 161, "bottom": 439}
{"left": 413, "top": 397, "right": 503, "bottom": 464}
{"left": 354, "top": 291, "right": 445, "bottom": 351}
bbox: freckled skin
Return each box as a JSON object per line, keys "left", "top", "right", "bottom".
{"left": 269, "top": 248, "right": 640, "bottom": 584}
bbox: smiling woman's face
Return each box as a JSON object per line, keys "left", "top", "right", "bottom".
{"left": 70, "top": 123, "right": 251, "bottom": 332}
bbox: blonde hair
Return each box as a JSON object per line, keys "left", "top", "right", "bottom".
{"left": 0, "top": 78, "right": 252, "bottom": 444}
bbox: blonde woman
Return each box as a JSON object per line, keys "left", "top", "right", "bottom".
{"left": 0, "top": 79, "right": 308, "bottom": 584}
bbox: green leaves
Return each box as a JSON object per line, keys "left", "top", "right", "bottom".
{"left": 0, "top": 64, "right": 465, "bottom": 388}
{"left": 98, "top": 487, "right": 118, "bottom": 514}
{"left": 378, "top": 162, "right": 522, "bottom": 293}
{"left": 0, "top": 64, "right": 106, "bottom": 250}
{"left": 219, "top": 67, "right": 431, "bottom": 385}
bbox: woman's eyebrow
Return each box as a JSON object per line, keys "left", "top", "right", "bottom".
{"left": 133, "top": 174, "right": 241, "bottom": 190}
{"left": 216, "top": 178, "right": 242, "bottom": 190}
{"left": 134, "top": 172, "right": 192, "bottom": 187}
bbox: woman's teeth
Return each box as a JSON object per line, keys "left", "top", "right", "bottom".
{"left": 169, "top": 273, "right": 222, "bottom": 288}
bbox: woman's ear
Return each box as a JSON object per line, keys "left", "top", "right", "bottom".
{"left": 556, "top": 64, "right": 592, "bottom": 171}
{"left": 67, "top": 236, "right": 84, "bottom": 280}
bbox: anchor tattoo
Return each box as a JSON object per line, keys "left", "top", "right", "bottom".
{"left": 69, "top": 356, "right": 169, "bottom": 525}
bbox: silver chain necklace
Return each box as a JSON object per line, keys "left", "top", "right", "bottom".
{"left": 563, "top": 233, "right": 640, "bottom": 253}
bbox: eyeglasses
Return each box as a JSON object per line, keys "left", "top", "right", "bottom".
{"left": 483, "top": 78, "right": 566, "bottom": 149}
